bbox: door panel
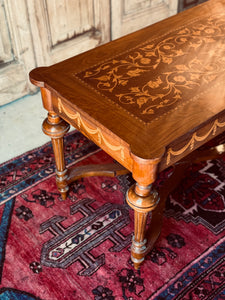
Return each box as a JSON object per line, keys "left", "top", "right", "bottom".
{"left": 0, "top": 0, "right": 36, "bottom": 106}
{"left": 46, "top": 0, "right": 94, "bottom": 46}
{"left": 27, "top": 0, "right": 111, "bottom": 66}
{"left": 111, "top": 0, "right": 178, "bottom": 40}
{"left": 0, "top": 3, "right": 13, "bottom": 64}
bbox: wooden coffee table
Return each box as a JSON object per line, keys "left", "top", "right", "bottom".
{"left": 30, "top": 0, "right": 225, "bottom": 269}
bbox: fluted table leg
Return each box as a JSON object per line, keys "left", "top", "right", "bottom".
{"left": 126, "top": 183, "right": 160, "bottom": 269}
{"left": 42, "top": 112, "right": 70, "bottom": 200}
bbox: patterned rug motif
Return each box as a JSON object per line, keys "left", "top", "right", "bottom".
{"left": 0, "top": 130, "right": 225, "bottom": 299}
{"left": 165, "top": 159, "right": 225, "bottom": 234}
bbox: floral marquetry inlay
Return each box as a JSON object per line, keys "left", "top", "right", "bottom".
{"left": 75, "top": 15, "right": 225, "bottom": 123}
{"left": 166, "top": 119, "right": 225, "bottom": 165}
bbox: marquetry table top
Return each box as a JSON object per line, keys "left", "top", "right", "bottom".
{"left": 30, "top": 0, "right": 225, "bottom": 170}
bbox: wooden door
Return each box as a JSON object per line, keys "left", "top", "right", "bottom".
{"left": 0, "top": 0, "right": 110, "bottom": 106}
{"left": 27, "top": 0, "right": 111, "bottom": 66}
{"left": 0, "top": 0, "right": 36, "bottom": 105}
{"left": 111, "top": 0, "right": 178, "bottom": 39}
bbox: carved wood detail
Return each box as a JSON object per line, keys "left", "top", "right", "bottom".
{"left": 126, "top": 183, "right": 160, "bottom": 269}
{"left": 42, "top": 113, "right": 70, "bottom": 199}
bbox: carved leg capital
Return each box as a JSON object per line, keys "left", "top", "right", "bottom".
{"left": 42, "top": 113, "right": 70, "bottom": 139}
{"left": 42, "top": 113, "right": 70, "bottom": 199}
{"left": 126, "top": 184, "right": 159, "bottom": 213}
{"left": 126, "top": 183, "right": 160, "bottom": 269}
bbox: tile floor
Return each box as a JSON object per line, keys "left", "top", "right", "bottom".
{"left": 0, "top": 93, "right": 50, "bottom": 164}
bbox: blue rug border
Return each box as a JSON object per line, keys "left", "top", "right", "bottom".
{"left": 0, "top": 287, "right": 42, "bottom": 300}
{"left": 0, "top": 199, "right": 15, "bottom": 283}
{"left": 149, "top": 238, "right": 225, "bottom": 299}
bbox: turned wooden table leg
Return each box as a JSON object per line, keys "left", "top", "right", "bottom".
{"left": 42, "top": 112, "right": 70, "bottom": 199}
{"left": 126, "top": 183, "right": 160, "bottom": 269}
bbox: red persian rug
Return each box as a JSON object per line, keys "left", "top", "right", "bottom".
{"left": 0, "top": 130, "right": 225, "bottom": 300}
